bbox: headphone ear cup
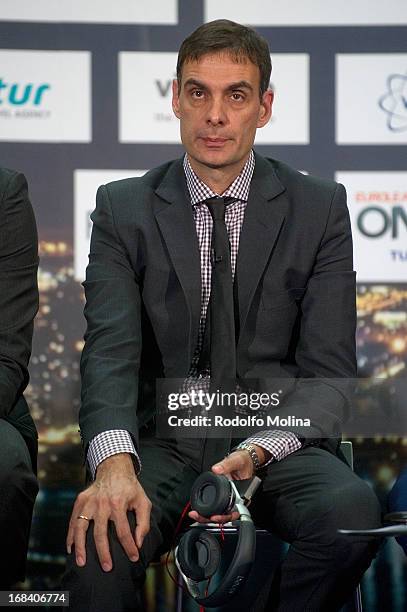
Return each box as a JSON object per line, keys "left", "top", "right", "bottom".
{"left": 177, "top": 527, "right": 221, "bottom": 581}
{"left": 191, "top": 471, "right": 233, "bottom": 516}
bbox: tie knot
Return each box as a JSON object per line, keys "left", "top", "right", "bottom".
{"left": 205, "top": 197, "right": 235, "bottom": 221}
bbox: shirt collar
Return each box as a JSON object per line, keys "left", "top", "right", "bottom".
{"left": 183, "top": 149, "right": 255, "bottom": 206}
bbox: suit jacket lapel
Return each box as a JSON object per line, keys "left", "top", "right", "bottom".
{"left": 154, "top": 159, "right": 201, "bottom": 363}
{"left": 235, "top": 153, "right": 287, "bottom": 334}
{"left": 152, "top": 154, "right": 287, "bottom": 360}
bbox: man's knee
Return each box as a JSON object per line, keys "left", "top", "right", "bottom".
{"left": 62, "top": 510, "right": 164, "bottom": 611}
{"left": 300, "top": 476, "right": 381, "bottom": 556}
{"left": 331, "top": 477, "right": 381, "bottom": 531}
{"left": 64, "top": 550, "right": 146, "bottom": 612}
{"left": 0, "top": 420, "right": 38, "bottom": 587}
{"left": 0, "top": 418, "right": 37, "bottom": 501}
{"left": 0, "top": 420, "right": 38, "bottom": 508}
{"left": 0, "top": 419, "right": 34, "bottom": 477}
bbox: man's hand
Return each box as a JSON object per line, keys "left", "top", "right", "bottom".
{"left": 66, "top": 453, "right": 151, "bottom": 572}
{"left": 188, "top": 445, "right": 269, "bottom": 525}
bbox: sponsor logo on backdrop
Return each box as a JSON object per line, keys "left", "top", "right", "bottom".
{"left": 0, "top": 79, "right": 50, "bottom": 118}
{"left": 119, "top": 52, "right": 309, "bottom": 145}
{"left": 74, "top": 170, "right": 147, "bottom": 281}
{"left": 336, "top": 54, "right": 407, "bottom": 144}
{"left": 0, "top": 0, "right": 177, "bottom": 24}
{"left": 204, "top": 0, "right": 407, "bottom": 26}
{"left": 336, "top": 172, "right": 407, "bottom": 281}
{"left": 119, "top": 52, "right": 178, "bottom": 143}
{"left": 0, "top": 50, "right": 91, "bottom": 142}
{"left": 256, "top": 54, "right": 309, "bottom": 144}
{"left": 378, "top": 73, "right": 407, "bottom": 132}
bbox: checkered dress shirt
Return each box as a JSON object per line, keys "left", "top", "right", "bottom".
{"left": 87, "top": 151, "right": 301, "bottom": 478}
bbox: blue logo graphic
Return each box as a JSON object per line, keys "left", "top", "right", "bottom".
{"left": 378, "top": 73, "right": 407, "bottom": 132}
{"left": 0, "top": 79, "right": 50, "bottom": 106}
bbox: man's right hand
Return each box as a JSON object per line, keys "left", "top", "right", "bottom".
{"left": 66, "top": 453, "right": 151, "bottom": 572}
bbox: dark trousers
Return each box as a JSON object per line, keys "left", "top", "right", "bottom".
{"left": 0, "top": 419, "right": 38, "bottom": 589}
{"left": 62, "top": 437, "right": 381, "bottom": 612}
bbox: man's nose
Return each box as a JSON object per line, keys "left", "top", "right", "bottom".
{"left": 206, "top": 97, "right": 227, "bottom": 125}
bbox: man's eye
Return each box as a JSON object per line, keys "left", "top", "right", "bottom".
{"left": 192, "top": 90, "right": 204, "bottom": 98}
{"left": 231, "top": 92, "right": 244, "bottom": 101}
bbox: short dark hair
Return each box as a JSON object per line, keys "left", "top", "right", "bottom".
{"left": 177, "top": 19, "right": 272, "bottom": 97}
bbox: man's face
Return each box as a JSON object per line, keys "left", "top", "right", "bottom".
{"left": 172, "top": 51, "right": 273, "bottom": 175}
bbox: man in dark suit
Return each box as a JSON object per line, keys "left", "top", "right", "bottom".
{"left": 0, "top": 167, "right": 39, "bottom": 588}
{"left": 65, "top": 20, "right": 381, "bottom": 611}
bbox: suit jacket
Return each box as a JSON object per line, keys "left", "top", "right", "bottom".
{"left": 0, "top": 168, "right": 39, "bottom": 473}
{"left": 80, "top": 152, "right": 356, "bottom": 458}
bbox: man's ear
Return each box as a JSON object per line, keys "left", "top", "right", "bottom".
{"left": 172, "top": 79, "right": 181, "bottom": 119}
{"left": 257, "top": 89, "right": 274, "bottom": 129}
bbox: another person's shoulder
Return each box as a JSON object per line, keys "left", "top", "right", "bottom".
{"left": 0, "top": 167, "right": 28, "bottom": 203}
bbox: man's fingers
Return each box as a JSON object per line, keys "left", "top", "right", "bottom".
{"left": 68, "top": 478, "right": 152, "bottom": 569}
{"left": 189, "top": 511, "right": 209, "bottom": 523}
{"left": 66, "top": 522, "right": 74, "bottom": 554}
{"left": 189, "top": 509, "right": 240, "bottom": 524}
{"left": 93, "top": 515, "right": 113, "bottom": 572}
{"left": 188, "top": 510, "right": 214, "bottom": 524}
{"left": 112, "top": 512, "right": 139, "bottom": 561}
{"left": 210, "top": 515, "right": 232, "bottom": 523}
{"left": 212, "top": 451, "right": 246, "bottom": 475}
{"left": 73, "top": 516, "right": 91, "bottom": 567}
{"left": 67, "top": 496, "right": 85, "bottom": 554}
{"left": 134, "top": 498, "right": 152, "bottom": 549}
{"left": 210, "top": 510, "right": 240, "bottom": 523}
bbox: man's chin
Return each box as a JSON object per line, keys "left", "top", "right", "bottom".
{"left": 202, "top": 160, "right": 227, "bottom": 169}
{"left": 191, "top": 152, "right": 234, "bottom": 170}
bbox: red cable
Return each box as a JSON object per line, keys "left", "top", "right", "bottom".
{"left": 165, "top": 500, "right": 192, "bottom": 594}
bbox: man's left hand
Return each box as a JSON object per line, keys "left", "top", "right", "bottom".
{"left": 188, "top": 446, "right": 266, "bottom": 524}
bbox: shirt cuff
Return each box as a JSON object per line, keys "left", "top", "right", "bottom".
{"left": 87, "top": 429, "right": 141, "bottom": 480}
{"left": 234, "top": 430, "right": 302, "bottom": 467}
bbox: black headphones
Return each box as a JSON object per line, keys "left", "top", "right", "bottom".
{"left": 175, "top": 471, "right": 260, "bottom": 608}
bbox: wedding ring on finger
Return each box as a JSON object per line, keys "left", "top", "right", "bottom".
{"left": 77, "top": 515, "right": 91, "bottom": 522}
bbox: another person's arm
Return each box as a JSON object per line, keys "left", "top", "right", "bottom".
{"left": 0, "top": 169, "right": 38, "bottom": 417}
